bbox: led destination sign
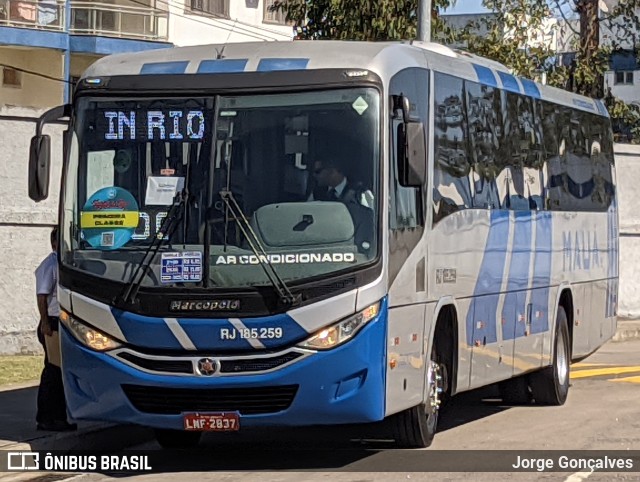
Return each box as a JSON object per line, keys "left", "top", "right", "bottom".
{"left": 99, "top": 109, "right": 207, "bottom": 142}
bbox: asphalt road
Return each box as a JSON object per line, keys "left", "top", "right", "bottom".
{"left": 8, "top": 340, "right": 640, "bottom": 482}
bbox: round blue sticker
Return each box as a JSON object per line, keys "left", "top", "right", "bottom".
{"left": 80, "top": 187, "right": 139, "bottom": 250}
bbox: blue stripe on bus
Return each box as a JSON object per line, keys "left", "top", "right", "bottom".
{"left": 497, "top": 71, "right": 521, "bottom": 93}
{"left": 197, "top": 59, "right": 248, "bottom": 73}
{"left": 520, "top": 78, "right": 541, "bottom": 99}
{"left": 530, "top": 212, "right": 553, "bottom": 334}
{"left": 572, "top": 98, "right": 596, "bottom": 111}
{"left": 466, "top": 210, "right": 510, "bottom": 346}
{"left": 257, "top": 58, "right": 309, "bottom": 71}
{"left": 111, "top": 308, "right": 193, "bottom": 350}
{"left": 177, "top": 314, "right": 309, "bottom": 351}
{"left": 140, "top": 61, "right": 189, "bottom": 74}
{"left": 502, "top": 211, "right": 533, "bottom": 341}
{"left": 471, "top": 64, "right": 498, "bottom": 88}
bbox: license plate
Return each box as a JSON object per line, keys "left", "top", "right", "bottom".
{"left": 183, "top": 412, "right": 240, "bottom": 432}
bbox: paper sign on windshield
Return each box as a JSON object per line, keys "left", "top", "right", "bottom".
{"left": 161, "top": 251, "right": 202, "bottom": 283}
{"left": 145, "top": 176, "right": 185, "bottom": 206}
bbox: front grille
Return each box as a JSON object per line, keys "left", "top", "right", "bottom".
{"left": 219, "top": 352, "right": 303, "bottom": 373}
{"left": 117, "top": 352, "right": 193, "bottom": 374}
{"left": 122, "top": 384, "right": 299, "bottom": 415}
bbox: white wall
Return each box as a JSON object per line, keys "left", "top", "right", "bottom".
{"left": 0, "top": 106, "right": 63, "bottom": 355}
{"left": 615, "top": 144, "right": 640, "bottom": 319}
{"left": 605, "top": 70, "right": 640, "bottom": 105}
{"left": 0, "top": 47, "right": 65, "bottom": 109}
{"left": 167, "top": 0, "right": 292, "bottom": 47}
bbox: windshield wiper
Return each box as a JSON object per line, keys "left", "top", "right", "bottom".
{"left": 218, "top": 189, "right": 301, "bottom": 308}
{"left": 119, "top": 190, "right": 188, "bottom": 305}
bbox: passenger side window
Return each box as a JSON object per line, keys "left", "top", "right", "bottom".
{"left": 433, "top": 73, "right": 472, "bottom": 223}
{"left": 465, "top": 80, "right": 501, "bottom": 210}
{"left": 499, "top": 92, "right": 544, "bottom": 210}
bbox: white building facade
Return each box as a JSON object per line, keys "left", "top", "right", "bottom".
{"left": 168, "top": 0, "right": 293, "bottom": 46}
{"left": 555, "top": 10, "right": 640, "bottom": 107}
{"left": 0, "top": 0, "right": 292, "bottom": 355}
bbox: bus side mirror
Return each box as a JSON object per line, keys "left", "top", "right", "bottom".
{"left": 393, "top": 94, "right": 426, "bottom": 188}
{"left": 402, "top": 122, "right": 426, "bottom": 187}
{"left": 396, "top": 122, "right": 426, "bottom": 188}
{"left": 29, "top": 134, "right": 51, "bottom": 202}
{"left": 27, "top": 103, "right": 71, "bottom": 202}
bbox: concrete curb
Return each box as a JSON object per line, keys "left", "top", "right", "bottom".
{"left": 612, "top": 320, "right": 640, "bottom": 342}
{"left": 0, "top": 380, "right": 39, "bottom": 393}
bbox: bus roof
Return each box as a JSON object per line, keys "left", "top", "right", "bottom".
{"left": 81, "top": 40, "right": 609, "bottom": 118}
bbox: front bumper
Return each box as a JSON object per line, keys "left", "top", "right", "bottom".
{"left": 60, "top": 308, "right": 387, "bottom": 430}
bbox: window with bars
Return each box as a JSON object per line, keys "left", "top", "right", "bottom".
{"left": 189, "top": 0, "right": 229, "bottom": 18}
{"left": 263, "top": 0, "right": 288, "bottom": 25}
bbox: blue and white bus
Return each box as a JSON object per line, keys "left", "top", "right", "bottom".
{"left": 28, "top": 40, "right": 618, "bottom": 448}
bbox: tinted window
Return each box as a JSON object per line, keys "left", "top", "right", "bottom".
{"left": 546, "top": 103, "right": 614, "bottom": 212}
{"left": 466, "top": 81, "right": 503, "bottom": 210}
{"left": 498, "top": 92, "right": 545, "bottom": 210}
{"left": 432, "top": 73, "right": 614, "bottom": 217}
{"left": 433, "top": 73, "right": 472, "bottom": 223}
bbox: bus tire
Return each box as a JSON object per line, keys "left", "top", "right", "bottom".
{"left": 154, "top": 429, "right": 202, "bottom": 449}
{"left": 391, "top": 345, "right": 443, "bottom": 448}
{"left": 529, "top": 306, "right": 570, "bottom": 406}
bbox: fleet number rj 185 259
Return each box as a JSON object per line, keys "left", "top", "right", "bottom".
{"left": 220, "top": 327, "right": 283, "bottom": 340}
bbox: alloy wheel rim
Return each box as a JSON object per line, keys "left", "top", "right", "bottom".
{"left": 427, "top": 359, "right": 443, "bottom": 414}
{"left": 557, "top": 329, "right": 568, "bottom": 387}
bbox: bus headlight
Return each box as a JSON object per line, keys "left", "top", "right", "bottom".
{"left": 297, "top": 302, "right": 381, "bottom": 350}
{"left": 60, "top": 310, "right": 122, "bottom": 352}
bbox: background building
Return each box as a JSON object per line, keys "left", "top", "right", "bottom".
{"left": 0, "top": 0, "right": 293, "bottom": 109}
{"left": 555, "top": 10, "right": 640, "bottom": 107}
{"left": 0, "top": 0, "right": 292, "bottom": 354}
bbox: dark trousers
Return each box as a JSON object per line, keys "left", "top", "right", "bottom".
{"left": 36, "top": 316, "right": 68, "bottom": 423}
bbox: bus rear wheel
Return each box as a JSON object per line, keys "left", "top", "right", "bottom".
{"left": 154, "top": 429, "right": 202, "bottom": 449}
{"left": 529, "top": 306, "right": 570, "bottom": 405}
{"left": 392, "top": 348, "right": 444, "bottom": 448}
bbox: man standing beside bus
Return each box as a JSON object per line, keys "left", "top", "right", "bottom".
{"left": 35, "top": 226, "right": 76, "bottom": 432}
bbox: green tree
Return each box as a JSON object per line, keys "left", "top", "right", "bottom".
{"left": 272, "top": 0, "right": 640, "bottom": 142}
{"left": 271, "top": 0, "right": 456, "bottom": 42}
{"left": 458, "top": 0, "right": 640, "bottom": 141}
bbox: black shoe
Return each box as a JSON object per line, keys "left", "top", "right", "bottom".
{"left": 36, "top": 420, "right": 78, "bottom": 432}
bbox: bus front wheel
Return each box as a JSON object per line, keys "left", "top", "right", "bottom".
{"left": 529, "top": 306, "right": 570, "bottom": 405}
{"left": 391, "top": 346, "right": 444, "bottom": 448}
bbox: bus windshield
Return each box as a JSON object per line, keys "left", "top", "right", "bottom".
{"left": 61, "top": 88, "right": 380, "bottom": 289}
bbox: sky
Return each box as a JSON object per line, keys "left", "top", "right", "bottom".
{"left": 443, "top": 0, "right": 490, "bottom": 15}
{"left": 442, "top": 0, "right": 579, "bottom": 17}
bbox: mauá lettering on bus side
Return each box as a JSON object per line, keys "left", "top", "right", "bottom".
{"left": 562, "top": 230, "right": 602, "bottom": 272}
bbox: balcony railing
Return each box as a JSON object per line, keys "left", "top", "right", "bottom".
{"left": 0, "top": 0, "right": 65, "bottom": 31}
{"left": 70, "top": 1, "right": 168, "bottom": 41}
